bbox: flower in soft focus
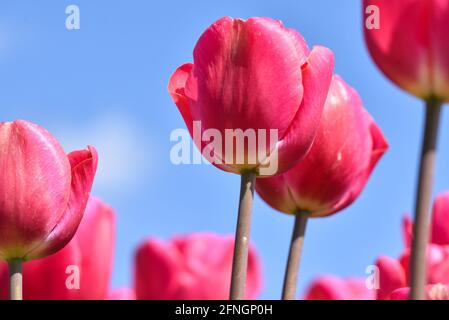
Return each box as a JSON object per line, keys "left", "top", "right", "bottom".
{"left": 0, "top": 197, "right": 115, "bottom": 300}
{"left": 390, "top": 283, "right": 449, "bottom": 300}
{"left": 108, "top": 288, "right": 136, "bottom": 300}
{"left": 256, "top": 76, "right": 388, "bottom": 217}
{"left": 376, "top": 192, "right": 449, "bottom": 300}
{"left": 303, "top": 275, "right": 375, "bottom": 300}
{"left": 0, "top": 120, "right": 98, "bottom": 261}
{"left": 134, "top": 233, "right": 262, "bottom": 300}
{"left": 169, "top": 16, "right": 334, "bottom": 176}
{"left": 363, "top": 0, "right": 449, "bottom": 101}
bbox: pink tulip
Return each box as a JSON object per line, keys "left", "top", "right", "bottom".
{"left": 169, "top": 16, "right": 334, "bottom": 175}
{"left": 303, "top": 276, "right": 375, "bottom": 300}
{"left": 256, "top": 76, "right": 388, "bottom": 217}
{"left": 0, "top": 197, "right": 115, "bottom": 299}
{"left": 391, "top": 283, "right": 449, "bottom": 300}
{"left": 134, "top": 233, "right": 262, "bottom": 300}
{"left": 108, "top": 288, "right": 136, "bottom": 300}
{"left": 375, "top": 256, "right": 406, "bottom": 300}
{"left": 363, "top": 0, "right": 449, "bottom": 101}
{"left": 0, "top": 120, "right": 98, "bottom": 261}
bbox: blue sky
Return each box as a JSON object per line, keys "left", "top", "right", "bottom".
{"left": 1, "top": 1, "right": 449, "bottom": 299}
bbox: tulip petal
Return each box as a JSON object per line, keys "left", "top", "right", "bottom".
{"left": 187, "top": 16, "right": 309, "bottom": 142}
{"left": 270, "top": 45, "right": 334, "bottom": 175}
{"left": 168, "top": 63, "right": 195, "bottom": 135}
{"left": 402, "top": 215, "right": 413, "bottom": 248}
{"left": 431, "top": 192, "right": 449, "bottom": 245}
{"left": 26, "top": 146, "right": 98, "bottom": 260}
{"left": 375, "top": 256, "right": 406, "bottom": 300}
{"left": 0, "top": 121, "right": 71, "bottom": 260}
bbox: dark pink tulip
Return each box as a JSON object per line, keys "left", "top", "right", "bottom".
{"left": 169, "top": 16, "right": 334, "bottom": 175}
{"left": 256, "top": 76, "right": 388, "bottom": 217}
{"left": 0, "top": 197, "right": 115, "bottom": 299}
{"left": 363, "top": 0, "right": 449, "bottom": 101}
{"left": 134, "top": 233, "right": 262, "bottom": 300}
{"left": 0, "top": 120, "right": 98, "bottom": 261}
{"left": 304, "top": 276, "right": 375, "bottom": 300}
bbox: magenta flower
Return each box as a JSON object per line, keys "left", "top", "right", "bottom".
{"left": 0, "top": 120, "right": 98, "bottom": 261}
{"left": 134, "top": 233, "right": 262, "bottom": 300}
{"left": 169, "top": 16, "right": 334, "bottom": 175}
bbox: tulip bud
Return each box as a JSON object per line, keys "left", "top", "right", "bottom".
{"left": 363, "top": 0, "right": 449, "bottom": 101}
{"left": 169, "top": 16, "right": 334, "bottom": 176}
{"left": 134, "top": 233, "right": 262, "bottom": 300}
{"left": 256, "top": 76, "right": 388, "bottom": 217}
{"left": 0, "top": 120, "right": 98, "bottom": 261}
{"left": 0, "top": 197, "right": 115, "bottom": 299}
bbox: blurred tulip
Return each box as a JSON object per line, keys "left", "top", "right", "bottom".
{"left": 375, "top": 256, "right": 406, "bottom": 300}
{"left": 363, "top": 0, "right": 449, "bottom": 101}
{"left": 304, "top": 276, "right": 375, "bottom": 300}
{"left": 134, "top": 233, "right": 262, "bottom": 300}
{"left": 256, "top": 75, "right": 388, "bottom": 217}
{"left": 0, "top": 120, "right": 98, "bottom": 261}
{"left": 0, "top": 197, "right": 115, "bottom": 299}
{"left": 108, "top": 288, "right": 136, "bottom": 300}
{"left": 375, "top": 193, "right": 449, "bottom": 299}
{"left": 391, "top": 283, "right": 449, "bottom": 300}
{"left": 169, "top": 16, "right": 334, "bottom": 175}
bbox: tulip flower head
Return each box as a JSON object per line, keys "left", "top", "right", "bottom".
{"left": 0, "top": 120, "right": 98, "bottom": 262}
{"left": 169, "top": 16, "right": 334, "bottom": 176}
{"left": 364, "top": 0, "right": 449, "bottom": 101}
{"left": 0, "top": 197, "right": 115, "bottom": 300}
{"left": 134, "top": 233, "right": 262, "bottom": 300}
{"left": 256, "top": 76, "right": 388, "bottom": 217}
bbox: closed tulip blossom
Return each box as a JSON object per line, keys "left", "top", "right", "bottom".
{"left": 0, "top": 120, "right": 98, "bottom": 299}
{"left": 0, "top": 197, "right": 115, "bottom": 300}
{"left": 364, "top": 0, "right": 449, "bottom": 101}
{"left": 256, "top": 76, "right": 388, "bottom": 299}
{"left": 134, "top": 233, "right": 262, "bottom": 300}
{"left": 169, "top": 16, "right": 334, "bottom": 176}
{"left": 364, "top": 0, "right": 448, "bottom": 299}
{"left": 169, "top": 16, "right": 334, "bottom": 299}
{"left": 257, "top": 75, "right": 388, "bottom": 218}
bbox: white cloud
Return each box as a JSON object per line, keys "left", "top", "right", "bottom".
{"left": 55, "top": 113, "right": 152, "bottom": 192}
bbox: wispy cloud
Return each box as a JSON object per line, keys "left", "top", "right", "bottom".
{"left": 55, "top": 113, "right": 152, "bottom": 192}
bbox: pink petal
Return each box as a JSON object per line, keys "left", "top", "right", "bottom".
{"left": 431, "top": 192, "right": 449, "bottom": 245}
{"left": 375, "top": 256, "right": 406, "bottom": 300}
{"left": 26, "top": 146, "right": 98, "bottom": 260}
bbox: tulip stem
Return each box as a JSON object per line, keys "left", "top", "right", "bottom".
{"left": 9, "top": 260, "right": 23, "bottom": 300}
{"left": 410, "top": 99, "right": 442, "bottom": 300}
{"left": 230, "top": 170, "right": 256, "bottom": 300}
{"left": 282, "top": 212, "right": 309, "bottom": 300}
